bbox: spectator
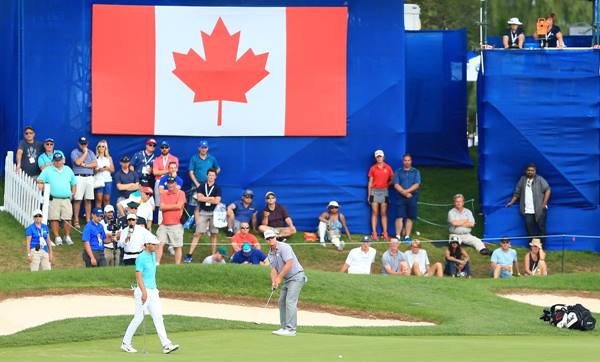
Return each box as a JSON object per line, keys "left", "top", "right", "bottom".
{"left": 38, "top": 138, "right": 64, "bottom": 171}
{"left": 25, "top": 209, "right": 53, "bottom": 272}
{"left": 448, "top": 194, "right": 491, "bottom": 255}
{"left": 491, "top": 237, "right": 520, "bottom": 279}
{"left": 156, "top": 177, "right": 186, "bottom": 264}
{"left": 231, "top": 242, "right": 268, "bottom": 265}
{"left": 231, "top": 222, "right": 261, "bottom": 254}
{"left": 185, "top": 169, "right": 222, "bottom": 262}
{"left": 114, "top": 156, "right": 140, "bottom": 214}
{"left": 100, "top": 204, "right": 120, "bottom": 267}
{"left": 393, "top": 154, "right": 420, "bottom": 243}
{"left": 137, "top": 187, "right": 155, "bottom": 229}
{"left": 71, "top": 136, "right": 97, "bottom": 228}
{"left": 202, "top": 246, "right": 228, "bottom": 264}
{"left": 524, "top": 238, "right": 548, "bottom": 276}
{"left": 152, "top": 141, "right": 179, "bottom": 208}
{"left": 119, "top": 213, "right": 157, "bottom": 266}
{"left": 340, "top": 236, "right": 376, "bottom": 275}
{"left": 158, "top": 161, "right": 183, "bottom": 192}
{"left": 117, "top": 201, "right": 148, "bottom": 233}
{"left": 368, "top": 150, "right": 394, "bottom": 241}
{"left": 16, "top": 125, "right": 44, "bottom": 177}
{"left": 258, "top": 192, "right": 297, "bottom": 238}
{"left": 404, "top": 240, "right": 443, "bottom": 277}
{"left": 534, "top": 13, "right": 564, "bottom": 48}
{"left": 188, "top": 139, "right": 220, "bottom": 188}
{"left": 130, "top": 138, "right": 156, "bottom": 185}
{"left": 444, "top": 236, "right": 471, "bottom": 277}
{"left": 506, "top": 163, "right": 551, "bottom": 246}
{"left": 93, "top": 139, "right": 115, "bottom": 208}
{"left": 503, "top": 17, "right": 525, "bottom": 49}
{"left": 36, "top": 153, "right": 77, "bottom": 246}
{"left": 81, "top": 208, "right": 110, "bottom": 267}
{"left": 226, "top": 189, "right": 257, "bottom": 236}
{"left": 317, "top": 201, "right": 352, "bottom": 251}
{"left": 381, "top": 238, "right": 409, "bottom": 276}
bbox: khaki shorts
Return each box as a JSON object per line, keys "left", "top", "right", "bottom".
{"left": 195, "top": 211, "right": 218, "bottom": 234}
{"left": 157, "top": 224, "right": 183, "bottom": 247}
{"left": 48, "top": 198, "right": 73, "bottom": 221}
{"left": 74, "top": 175, "right": 95, "bottom": 200}
{"left": 30, "top": 249, "right": 51, "bottom": 272}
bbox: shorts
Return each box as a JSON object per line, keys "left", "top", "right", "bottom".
{"left": 396, "top": 195, "right": 418, "bottom": 219}
{"left": 157, "top": 224, "right": 184, "bottom": 247}
{"left": 154, "top": 182, "right": 161, "bottom": 207}
{"left": 74, "top": 175, "right": 95, "bottom": 200}
{"left": 94, "top": 181, "right": 113, "bottom": 196}
{"left": 196, "top": 211, "right": 218, "bottom": 234}
{"left": 48, "top": 198, "right": 73, "bottom": 221}
{"left": 369, "top": 188, "right": 389, "bottom": 204}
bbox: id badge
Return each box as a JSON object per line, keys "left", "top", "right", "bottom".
{"left": 39, "top": 237, "right": 47, "bottom": 248}
{"left": 29, "top": 157, "right": 36, "bottom": 164}
{"left": 97, "top": 234, "right": 103, "bottom": 247}
{"left": 205, "top": 202, "right": 211, "bottom": 207}
{"left": 142, "top": 165, "right": 150, "bottom": 174}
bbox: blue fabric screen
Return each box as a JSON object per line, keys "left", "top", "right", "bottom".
{"left": 478, "top": 49, "right": 600, "bottom": 251}
{"left": 405, "top": 30, "right": 471, "bottom": 167}
{"left": 487, "top": 35, "right": 593, "bottom": 49}
{"left": 0, "top": 0, "right": 406, "bottom": 234}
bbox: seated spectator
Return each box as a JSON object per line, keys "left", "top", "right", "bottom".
{"left": 318, "top": 200, "right": 352, "bottom": 251}
{"left": 16, "top": 125, "right": 44, "bottom": 177}
{"left": 25, "top": 209, "right": 53, "bottom": 272}
{"left": 533, "top": 13, "right": 564, "bottom": 48}
{"left": 114, "top": 155, "right": 140, "bottom": 214}
{"left": 203, "top": 246, "right": 228, "bottom": 264}
{"left": 81, "top": 208, "right": 111, "bottom": 268}
{"left": 524, "top": 238, "right": 548, "bottom": 276}
{"left": 503, "top": 17, "right": 525, "bottom": 49}
{"left": 38, "top": 138, "right": 64, "bottom": 171}
{"left": 491, "top": 237, "right": 520, "bottom": 279}
{"left": 137, "top": 187, "right": 155, "bottom": 229}
{"left": 340, "top": 236, "right": 376, "bottom": 275}
{"left": 258, "top": 191, "right": 296, "bottom": 238}
{"left": 231, "top": 242, "right": 267, "bottom": 265}
{"left": 226, "top": 189, "right": 257, "bottom": 236}
{"left": 231, "top": 222, "right": 261, "bottom": 254}
{"left": 444, "top": 236, "right": 471, "bottom": 277}
{"left": 404, "top": 240, "right": 443, "bottom": 277}
{"left": 93, "top": 139, "right": 115, "bottom": 208}
{"left": 381, "top": 238, "right": 409, "bottom": 276}
{"left": 448, "top": 194, "right": 491, "bottom": 255}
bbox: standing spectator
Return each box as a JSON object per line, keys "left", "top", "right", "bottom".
{"left": 226, "top": 189, "right": 257, "bottom": 236}
{"left": 119, "top": 214, "right": 157, "bottom": 266}
{"left": 404, "top": 240, "right": 443, "bottom": 277}
{"left": 16, "top": 125, "right": 44, "bottom": 177}
{"left": 258, "top": 192, "right": 297, "bottom": 238}
{"left": 156, "top": 177, "right": 186, "bottom": 264}
{"left": 37, "top": 153, "right": 77, "bottom": 246}
{"left": 340, "top": 236, "right": 376, "bottom": 275}
{"left": 448, "top": 194, "right": 491, "bottom": 255}
{"left": 203, "top": 246, "right": 228, "bottom": 264}
{"left": 393, "top": 154, "right": 420, "bottom": 243}
{"left": 185, "top": 169, "right": 222, "bottom": 262}
{"left": 231, "top": 222, "right": 261, "bottom": 254}
{"left": 444, "top": 236, "right": 471, "bottom": 277}
{"left": 502, "top": 17, "right": 525, "bottom": 49}
{"left": 25, "top": 209, "right": 53, "bottom": 272}
{"left": 152, "top": 141, "right": 179, "bottom": 208}
{"left": 130, "top": 138, "right": 157, "bottom": 185}
{"left": 524, "top": 238, "right": 548, "bottom": 276}
{"left": 381, "top": 238, "right": 409, "bottom": 276}
{"left": 114, "top": 156, "right": 140, "bottom": 214}
{"left": 81, "top": 208, "right": 110, "bottom": 267}
{"left": 158, "top": 162, "right": 183, "bottom": 192}
{"left": 189, "top": 140, "right": 220, "bottom": 222}
{"left": 534, "top": 14, "right": 564, "bottom": 48}
{"left": 506, "top": 163, "right": 551, "bottom": 245}
{"left": 491, "top": 237, "right": 520, "bottom": 279}
{"left": 231, "top": 242, "right": 268, "bottom": 265}
{"left": 38, "top": 138, "right": 64, "bottom": 171}
{"left": 317, "top": 201, "right": 352, "bottom": 251}
{"left": 137, "top": 187, "right": 155, "bottom": 229}
{"left": 367, "top": 150, "right": 394, "bottom": 241}
{"left": 93, "top": 139, "right": 115, "bottom": 208}
{"left": 71, "top": 136, "right": 97, "bottom": 228}
{"left": 100, "top": 205, "right": 120, "bottom": 267}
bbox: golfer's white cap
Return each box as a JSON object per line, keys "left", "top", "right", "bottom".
{"left": 264, "top": 229, "right": 277, "bottom": 239}
{"left": 507, "top": 17, "right": 522, "bottom": 25}
{"left": 126, "top": 213, "right": 137, "bottom": 220}
{"left": 103, "top": 205, "right": 114, "bottom": 213}
{"left": 328, "top": 200, "right": 340, "bottom": 208}
{"left": 374, "top": 150, "right": 384, "bottom": 157}
{"left": 145, "top": 236, "right": 160, "bottom": 245}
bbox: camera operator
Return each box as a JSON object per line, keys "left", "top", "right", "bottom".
{"left": 100, "top": 205, "right": 121, "bottom": 266}
{"left": 118, "top": 213, "right": 158, "bottom": 266}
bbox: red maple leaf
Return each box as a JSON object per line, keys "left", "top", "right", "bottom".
{"left": 172, "top": 17, "right": 270, "bottom": 126}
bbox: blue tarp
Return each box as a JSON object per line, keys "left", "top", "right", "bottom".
{"left": 0, "top": 0, "right": 406, "bottom": 234}
{"left": 478, "top": 49, "right": 600, "bottom": 251}
{"left": 405, "top": 29, "right": 471, "bottom": 167}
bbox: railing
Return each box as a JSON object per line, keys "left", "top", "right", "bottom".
{"left": 1, "top": 151, "right": 50, "bottom": 226}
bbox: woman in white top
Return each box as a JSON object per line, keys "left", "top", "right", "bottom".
{"left": 94, "top": 139, "right": 115, "bottom": 207}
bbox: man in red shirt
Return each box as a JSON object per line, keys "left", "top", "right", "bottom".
{"left": 156, "top": 177, "right": 186, "bottom": 264}
{"left": 230, "top": 222, "right": 261, "bottom": 254}
{"left": 367, "top": 150, "right": 394, "bottom": 241}
{"left": 152, "top": 141, "right": 179, "bottom": 208}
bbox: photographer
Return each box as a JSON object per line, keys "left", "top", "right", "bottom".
{"left": 100, "top": 205, "right": 121, "bottom": 266}
{"left": 118, "top": 214, "right": 158, "bottom": 266}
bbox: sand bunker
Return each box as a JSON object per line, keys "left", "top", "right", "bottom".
{"left": 0, "top": 294, "right": 434, "bottom": 336}
{"left": 500, "top": 293, "right": 600, "bottom": 313}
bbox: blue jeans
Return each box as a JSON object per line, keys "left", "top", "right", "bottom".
{"left": 444, "top": 261, "right": 471, "bottom": 276}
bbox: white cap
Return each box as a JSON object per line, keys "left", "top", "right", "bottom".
{"left": 328, "top": 200, "right": 339, "bottom": 208}
{"left": 264, "top": 229, "right": 277, "bottom": 239}
{"left": 103, "top": 205, "right": 114, "bottom": 213}
{"left": 507, "top": 17, "right": 522, "bottom": 25}
{"left": 145, "top": 236, "right": 160, "bottom": 245}
{"left": 32, "top": 209, "right": 43, "bottom": 217}
{"left": 374, "top": 150, "right": 384, "bottom": 157}
{"left": 126, "top": 213, "right": 137, "bottom": 220}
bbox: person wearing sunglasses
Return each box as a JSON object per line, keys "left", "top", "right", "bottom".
{"left": 226, "top": 189, "right": 258, "bottom": 237}
{"left": 152, "top": 141, "right": 179, "bottom": 209}
{"left": 317, "top": 201, "right": 352, "bottom": 251}
{"left": 16, "top": 125, "right": 44, "bottom": 177}
{"left": 490, "top": 237, "right": 520, "bottom": 278}
{"left": 38, "top": 138, "right": 64, "bottom": 171}
{"left": 130, "top": 138, "right": 157, "bottom": 181}
{"left": 258, "top": 191, "right": 296, "bottom": 239}
{"left": 367, "top": 149, "right": 394, "bottom": 241}
{"left": 25, "top": 209, "right": 53, "bottom": 271}
{"left": 230, "top": 222, "right": 261, "bottom": 254}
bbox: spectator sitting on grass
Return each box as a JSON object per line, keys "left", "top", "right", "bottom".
{"left": 202, "top": 246, "right": 228, "bottom": 264}
{"left": 404, "top": 240, "right": 443, "bottom": 277}
{"left": 231, "top": 222, "right": 261, "bottom": 254}
{"left": 381, "top": 238, "right": 409, "bottom": 276}
{"left": 340, "top": 236, "right": 376, "bottom": 275}
{"left": 318, "top": 201, "right": 352, "bottom": 251}
{"left": 231, "top": 242, "right": 268, "bottom": 265}
{"left": 226, "top": 189, "right": 257, "bottom": 236}
{"left": 491, "top": 237, "right": 520, "bottom": 278}
{"left": 258, "top": 191, "right": 296, "bottom": 238}
{"left": 444, "top": 236, "right": 471, "bottom": 277}
{"left": 448, "top": 193, "right": 491, "bottom": 255}
{"left": 524, "top": 238, "right": 547, "bottom": 276}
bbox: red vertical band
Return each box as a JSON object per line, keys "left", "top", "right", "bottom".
{"left": 91, "top": 4, "right": 155, "bottom": 135}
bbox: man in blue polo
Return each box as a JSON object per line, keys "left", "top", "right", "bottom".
{"left": 188, "top": 140, "right": 220, "bottom": 219}
{"left": 81, "top": 207, "right": 110, "bottom": 267}
{"left": 25, "top": 209, "right": 54, "bottom": 272}
{"left": 231, "top": 242, "right": 267, "bottom": 265}
{"left": 393, "top": 154, "right": 421, "bottom": 243}
{"left": 226, "top": 189, "right": 257, "bottom": 237}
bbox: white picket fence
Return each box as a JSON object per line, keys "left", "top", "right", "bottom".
{"left": 1, "top": 151, "right": 50, "bottom": 226}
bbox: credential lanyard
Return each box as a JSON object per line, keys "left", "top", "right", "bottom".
{"left": 205, "top": 183, "right": 215, "bottom": 197}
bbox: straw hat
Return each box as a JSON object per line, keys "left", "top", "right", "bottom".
{"left": 529, "top": 238, "right": 543, "bottom": 249}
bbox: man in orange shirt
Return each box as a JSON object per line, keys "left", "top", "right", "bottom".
{"left": 367, "top": 150, "right": 394, "bottom": 241}
{"left": 230, "top": 222, "right": 261, "bottom": 254}
{"left": 156, "top": 177, "right": 186, "bottom": 264}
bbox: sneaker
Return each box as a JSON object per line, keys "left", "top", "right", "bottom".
{"left": 227, "top": 229, "right": 234, "bottom": 238}
{"left": 320, "top": 241, "right": 326, "bottom": 247}
{"left": 121, "top": 343, "right": 137, "bottom": 353}
{"left": 162, "top": 343, "right": 179, "bottom": 354}
{"left": 183, "top": 255, "right": 192, "bottom": 263}
{"left": 54, "top": 236, "right": 63, "bottom": 246}
{"left": 457, "top": 272, "right": 466, "bottom": 277}
{"left": 404, "top": 236, "right": 412, "bottom": 244}
{"left": 382, "top": 232, "right": 390, "bottom": 241}
{"left": 276, "top": 329, "right": 296, "bottom": 337}
{"left": 168, "top": 245, "right": 175, "bottom": 255}
{"left": 65, "top": 235, "right": 74, "bottom": 245}
{"left": 479, "top": 248, "right": 491, "bottom": 256}
{"left": 272, "top": 328, "right": 286, "bottom": 335}
{"left": 370, "top": 232, "right": 379, "bottom": 241}
{"left": 395, "top": 234, "right": 401, "bottom": 240}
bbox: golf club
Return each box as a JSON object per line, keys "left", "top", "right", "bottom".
{"left": 265, "top": 287, "right": 276, "bottom": 308}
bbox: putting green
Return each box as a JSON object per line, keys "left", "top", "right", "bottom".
{"left": 0, "top": 329, "right": 598, "bottom": 361}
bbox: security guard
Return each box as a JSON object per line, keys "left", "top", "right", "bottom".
{"left": 81, "top": 208, "right": 111, "bottom": 267}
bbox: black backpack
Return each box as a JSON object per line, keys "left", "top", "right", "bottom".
{"left": 540, "top": 304, "right": 596, "bottom": 331}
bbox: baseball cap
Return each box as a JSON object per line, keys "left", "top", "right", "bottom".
{"left": 145, "top": 237, "right": 160, "bottom": 245}
{"left": 507, "top": 17, "right": 522, "bottom": 25}
{"left": 242, "top": 242, "right": 252, "bottom": 253}
{"left": 78, "top": 136, "right": 88, "bottom": 145}
{"left": 24, "top": 125, "right": 35, "bottom": 132}
{"left": 166, "top": 176, "right": 176, "bottom": 183}
{"left": 32, "top": 209, "right": 43, "bottom": 217}
{"left": 160, "top": 140, "right": 170, "bottom": 148}
{"left": 126, "top": 213, "right": 137, "bottom": 220}
{"left": 44, "top": 137, "right": 54, "bottom": 143}
{"left": 92, "top": 207, "right": 104, "bottom": 216}
{"left": 199, "top": 140, "right": 209, "bottom": 148}
{"left": 265, "top": 191, "right": 276, "bottom": 199}
{"left": 217, "top": 246, "right": 227, "bottom": 257}
{"left": 127, "top": 201, "right": 140, "bottom": 209}
{"left": 146, "top": 138, "right": 157, "bottom": 145}
{"left": 120, "top": 155, "right": 130, "bottom": 162}
{"left": 142, "top": 186, "right": 153, "bottom": 195}
{"left": 374, "top": 150, "right": 384, "bottom": 157}
{"left": 449, "top": 235, "right": 460, "bottom": 244}
{"left": 328, "top": 201, "right": 340, "bottom": 208}
{"left": 361, "top": 236, "right": 372, "bottom": 243}
{"left": 52, "top": 152, "right": 63, "bottom": 161}
{"left": 103, "top": 205, "right": 115, "bottom": 213}
{"left": 243, "top": 189, "right": 254, "bottom": 197}
{"left": 264, "top": 229, "right": 277, "bottom": 239}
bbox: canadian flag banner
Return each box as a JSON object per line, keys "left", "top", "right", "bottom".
{"left": 91, "top": 5, "right": 347, "bottom": 136}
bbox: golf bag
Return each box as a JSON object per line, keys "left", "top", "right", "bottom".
{"left": 540, "top": 304, "right": 596, "bottom": 331}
